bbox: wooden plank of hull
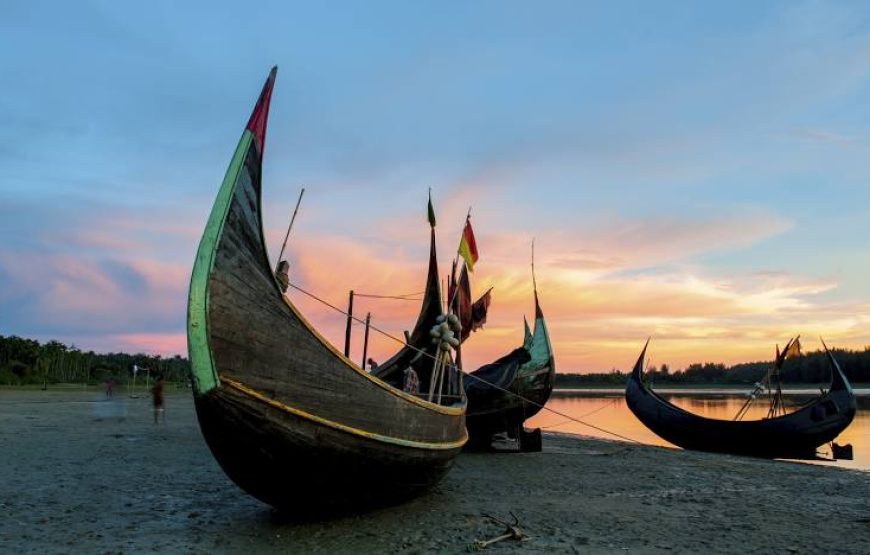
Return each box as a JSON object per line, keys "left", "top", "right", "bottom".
{"left": 625, "top": 347, "right": 857, "bottom": 459}
{"left": 195, "top": 386, "right": 461, "bottom": 511}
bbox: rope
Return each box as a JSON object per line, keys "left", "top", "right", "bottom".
{"left": 353, "top": 291, "right": 423, "bottom": 301}
{"left": 540, "top": 397, "right": 621, "bottom": 430}
{"left": 288, "top": 282, "right": 412, "bottom": 347}
{"left": 287, "top": 281, "right": 642, "bottom": 445}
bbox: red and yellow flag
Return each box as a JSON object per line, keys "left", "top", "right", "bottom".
{"left": 458, "top": 216, "right": 479, "bottom": 271}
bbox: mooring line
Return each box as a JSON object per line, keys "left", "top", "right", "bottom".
{"left": 287, "top": 281, "right": 643, "bottom": 445}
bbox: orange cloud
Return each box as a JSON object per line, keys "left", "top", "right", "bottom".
{"left": 254, "top": 206, "right": 870, "bottom": 374}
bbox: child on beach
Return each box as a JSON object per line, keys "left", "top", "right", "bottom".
{"left": 152, "top": 374, "right": 165, "bottom": 424}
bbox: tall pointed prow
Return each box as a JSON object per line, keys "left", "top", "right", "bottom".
{"left": 187, "top": 68, "right": 466, "bottom": 513}
{"left": 630, "top": 338, "right": 651, "bottom": 383}
{"left": 370, "top": 191, "right": 456, "bottom": 401}
{"left": 187, "top": 66, "right": 278, "bottom": 397}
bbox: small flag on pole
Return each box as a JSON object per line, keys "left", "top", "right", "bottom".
{"left": 457, "top": 265, "right": 472, "bottom": 335}
{"left": 427, "top": 190, "right": 436, "bottom": 228}
{"left": 784, "top": 337, "right": 801, "bottom": 359}
{"left": 470, "top": 288, "right": 492, "bottom": 333}
{"left": 458, "top": 216, "right": 479, "bottom": 271}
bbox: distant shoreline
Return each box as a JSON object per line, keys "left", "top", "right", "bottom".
{"left": 3, "top": 382, "right": 869, "bottom": 396}
{"left": 554, "top": 384, "right": 870, "bottom": 396}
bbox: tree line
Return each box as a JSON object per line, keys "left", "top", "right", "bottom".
{"left": 555, "top": 347, "right": 870, "bottom": 387}
{"left": 4, "top": 333, "right": 868, "bottom": 388}
{"left": 0, "top": 335, "right": 191, "bottom": 386}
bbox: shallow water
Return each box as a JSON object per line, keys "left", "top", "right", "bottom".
{"left": 526, "top": 390, "right": 870, "bottom": 471}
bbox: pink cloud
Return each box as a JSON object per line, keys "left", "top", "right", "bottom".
{"left": 110, "top": 333, "right": 187, "bottom": 355}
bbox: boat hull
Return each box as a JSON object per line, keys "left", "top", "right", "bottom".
{"left": 195, "top": 385, "right": 462, "bottom": 511}
{"left": 625, "top": 346, "right": 857, "bottom": 459}
{"left": 466, "top": 350, "right": 555, "bottom": 445}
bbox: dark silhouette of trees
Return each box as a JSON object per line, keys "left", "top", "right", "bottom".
{"left": 555, "top": 347, "right": 870, "bottom": 387}
{"left": 0, "top": 334, "right": 191, "bottom": 386}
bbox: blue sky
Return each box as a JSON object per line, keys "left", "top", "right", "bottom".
{"left": 1, "top": 1, "right": 869, "bottom": 370}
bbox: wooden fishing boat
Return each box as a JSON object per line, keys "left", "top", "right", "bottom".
{"left": 187, "top": 67, "right": 467, "bottom": 512}
{"left": 369, "top": 226, "right": 444, "bottom": 391}
{"left": 625, "top": 340, "right": 856, "bottom": 459}
{"left": 464, "top": 293, "right": 556, "bottom": 451}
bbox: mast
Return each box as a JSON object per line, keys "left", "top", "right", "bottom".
{"left": 276, "top": 188, "right": 305, "bottom": 268}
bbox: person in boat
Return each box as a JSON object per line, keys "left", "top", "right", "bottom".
{"left": 275, "top": 260, "right": 290, "bottom": 293}
{"left": 366, "top": 357, "right": 379, "bottom": 371}
{"left": 152, "top": 373, "right": 165, "bottom": 424}
{"left": 403, "top": 366, "right": 419, "bottom": 394}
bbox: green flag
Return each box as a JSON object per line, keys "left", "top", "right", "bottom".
{"left": 427, "top": 189, "right": 436, "bottom": 227}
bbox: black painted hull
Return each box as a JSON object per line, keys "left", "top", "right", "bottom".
{"left": 195, "top": 387, "right": 460, "bottom": 511}
{"left": 625, "top": 346, "right": 857, "bottom": 459}
{"left": 466, "top": 351, "right": 555, "bottom": 444}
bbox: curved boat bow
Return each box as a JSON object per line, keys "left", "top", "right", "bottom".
{"left": 187, "top": 67, "right": 466, "bottom": 511}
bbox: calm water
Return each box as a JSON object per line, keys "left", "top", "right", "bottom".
{"left": 526, "top": 389, "right": 870, "bottom": 471}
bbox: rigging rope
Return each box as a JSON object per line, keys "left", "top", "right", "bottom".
{"left": 540, "top": 397, "right": 621, "bottom": 430}
{"left": 287, "top": 281, "right": 642, "bottom": 445}
{"left": 352, "top": 291, "right": 423, "bottom": 301}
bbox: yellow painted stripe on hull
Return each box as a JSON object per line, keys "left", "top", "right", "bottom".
{"left": 222, "top": 378, "right": 468, "bottom": 451}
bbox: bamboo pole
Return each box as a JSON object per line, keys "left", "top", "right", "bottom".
{"left": 436, "top": 353, "right": 448, "bottom": 404}
{"left": 429, "top": 351, "right": 445, "bottom": 403}
{"left": 344, "top": 290, "right": 354, "bottom": 358}
{"left": 276, "top": 188, "right": 305, "bottom": 267}
{"left": 361, "top": 312, "right": 371, "bottom": 370}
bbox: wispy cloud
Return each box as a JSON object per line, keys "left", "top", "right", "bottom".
{"left": 788, "top": 128, "right": 858, "bottom": 146}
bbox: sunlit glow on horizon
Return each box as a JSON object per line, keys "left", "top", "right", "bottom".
{"left": 2, "top": 2, "right": 869, "bottom": 374}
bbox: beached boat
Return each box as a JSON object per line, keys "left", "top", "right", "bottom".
{"left": 625, "top": 340, "right": 857, "bottom": 459}
{"left": 368, "top": 226, "right": 444, "bottom": 391}
{"left": 464, "top": 293, "right": 556, "bottom": 451}
{"left": 186, "top": 67, "right": 467, "bottom": 511}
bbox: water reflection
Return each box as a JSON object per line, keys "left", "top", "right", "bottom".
{"left": 526, "top": 391, "right": 869, "bottom": 471}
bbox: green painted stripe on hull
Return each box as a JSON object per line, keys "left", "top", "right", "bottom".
{"left": 187, "top": 130, "right": 255, "bottom": 396}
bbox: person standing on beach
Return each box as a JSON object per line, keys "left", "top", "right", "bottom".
{"left": 152, "top": 374, "right": 165, "bottom": 424}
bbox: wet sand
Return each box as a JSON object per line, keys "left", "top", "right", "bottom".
{"left": 2, "top": 388, "right": 868, "bottom": 554}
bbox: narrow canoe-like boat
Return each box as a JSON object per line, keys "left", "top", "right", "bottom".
{"left": 186, "top": 67, "right": 467, "bottom": 511}
{"left": 464, "top": 293, "right": 556, "bottom": 450}
{"left": 625, "top": 340, "right": 857, "bottom": 459}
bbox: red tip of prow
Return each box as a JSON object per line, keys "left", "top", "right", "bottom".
{"left": 246, "top": 66, "right": 278, "bottom": 156}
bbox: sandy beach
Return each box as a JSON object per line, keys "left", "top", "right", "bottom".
{"left": 2, "top": 388, "right": 867, "bottom": 554}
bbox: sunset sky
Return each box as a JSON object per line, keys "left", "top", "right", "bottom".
{"left": 2, "top": 1, "right": 869, "bottom": 372}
